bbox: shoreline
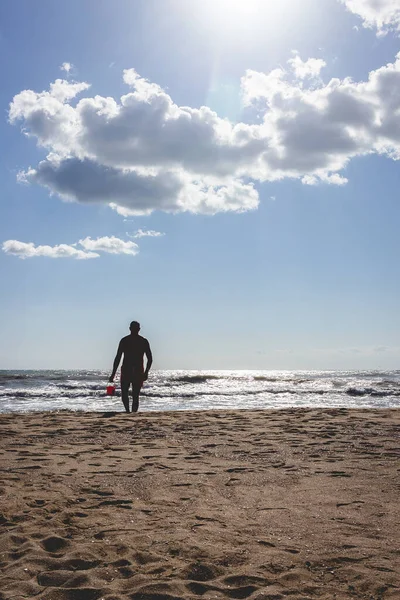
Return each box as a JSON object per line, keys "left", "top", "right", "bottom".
{"left": 1, "top": 408, "right": 399, "bottom": 599}
{"left": 1, "top": 405, "right": 399, "bottom": 416}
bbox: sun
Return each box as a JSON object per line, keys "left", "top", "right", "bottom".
{"left": 190, "top": 0, "right": 296, "bottom": 40}
{"left": 212, "top": 0, "right": 262, "bottom": 19}
{"left": 203, "top": 0, "right": 266, "bottom": 26}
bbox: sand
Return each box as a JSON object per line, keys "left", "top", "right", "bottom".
{"left": 0, "top": 407, "right": 399, "bottom": 600}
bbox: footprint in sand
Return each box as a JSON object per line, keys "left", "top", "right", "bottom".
{"left": 40, "top": 535, "right": 71, "bottom": 553}
{"left": 40, "top": 589, "right": 103, "bottom": 600}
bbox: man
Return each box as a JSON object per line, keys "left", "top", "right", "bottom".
{"left": 109, "top": 321, "right": 153, "bottom": 413}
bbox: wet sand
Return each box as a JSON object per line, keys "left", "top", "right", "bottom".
{"left": 0, "top": 408, "right": 399, "bottom": 599}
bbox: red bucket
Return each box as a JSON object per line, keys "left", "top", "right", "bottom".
{"left": 106, "top": 384, "right": 116, "bottom": 396}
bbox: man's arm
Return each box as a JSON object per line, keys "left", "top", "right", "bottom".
{"left": 143, "top": 341, "right": 153, "bottom": 381}
{"left": 109, "top": 341, "right": 123, "bottom": 382}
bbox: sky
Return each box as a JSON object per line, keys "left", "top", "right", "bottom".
{"left": 1, "top": 0, "right": 400, "bottom": 370}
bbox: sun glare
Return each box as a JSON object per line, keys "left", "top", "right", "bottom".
{"left": 190, "top": 0, "right": 298, "bottom": 41}
{"left": 212, "top": 0, "right": 261, "bottom": 20}
{"left": 203, "top": 0, "right": 269, "bottom": 27}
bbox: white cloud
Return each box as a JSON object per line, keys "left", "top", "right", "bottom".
{"left": 21, "top": 157, "right": 259, "bottom": 217}
{"left": 287, "top": 53, "right": 326, "bottom": 80}
{"left": 132, "top": 229, "right": 164, "bottom": 238}
{"left": 2, "top": 240, "right": 98, "bottom": 260}
{"left": 301, "top": 175, "right": 318, "bottom": 186}
{"left": 8, "top": 53, "right": 400, "bottom": 214}
{"left": 302, "top": 173, "right": 348, "bottom": 186}
{"left": 79, "top": 236, "right": 139, "bottom": 255}
{"left": 2, "top": 236, "right": 141, "bottom": 259}
{"left": 8, "top": 78, "right": 90, "bottom": 155}
{"left": 241, "top": 51, "right": 400, "bottom": 179}
{"left": 340, "top": 0, "right": 400, "bottom": 35}
{"left": 60, "top": 62, "right": 73, "bottom": 73}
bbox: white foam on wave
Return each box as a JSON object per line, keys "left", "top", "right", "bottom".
{"left": 0, "top": 369, "right": 399, "bottom": 413}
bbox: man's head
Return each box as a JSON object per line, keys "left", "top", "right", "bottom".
{"left": 129, "top": 321, "right": 140, "bottom": 334}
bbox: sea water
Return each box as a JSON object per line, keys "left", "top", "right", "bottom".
{"left": 0, "top": 369, "right": 399, "bottom": 413}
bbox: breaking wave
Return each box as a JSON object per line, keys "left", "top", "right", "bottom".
{"left": 1, "top": 369, "right": 399, "bottom": 413}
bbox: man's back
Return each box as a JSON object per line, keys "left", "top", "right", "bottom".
{"left": 120, "top": 334, "right": 150, "bottom": 369}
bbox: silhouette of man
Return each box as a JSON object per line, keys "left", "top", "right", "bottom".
{"left": 109, "top": 321, "right": 153, "bottom": 413}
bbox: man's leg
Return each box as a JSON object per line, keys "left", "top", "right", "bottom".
{"left": 131, "top": 381, "right": 141, "bottom": 413}
{"left": 121, "top": 379, "right": 131, "bottom": 413}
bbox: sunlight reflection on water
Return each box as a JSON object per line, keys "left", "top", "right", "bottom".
{"left": 1, "top": 369, "right": 399, "bottom": 413}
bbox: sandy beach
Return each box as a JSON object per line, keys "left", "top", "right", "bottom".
{"left": 0, "top": 408, "right": 399, "bottom": 600}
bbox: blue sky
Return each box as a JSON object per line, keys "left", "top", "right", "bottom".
{"left": 1, "top": 0, "right": 400, "bottom": 370}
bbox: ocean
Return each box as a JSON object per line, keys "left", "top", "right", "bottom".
{"left": 0, "top": 369, "right": 399, "bottom": 413}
